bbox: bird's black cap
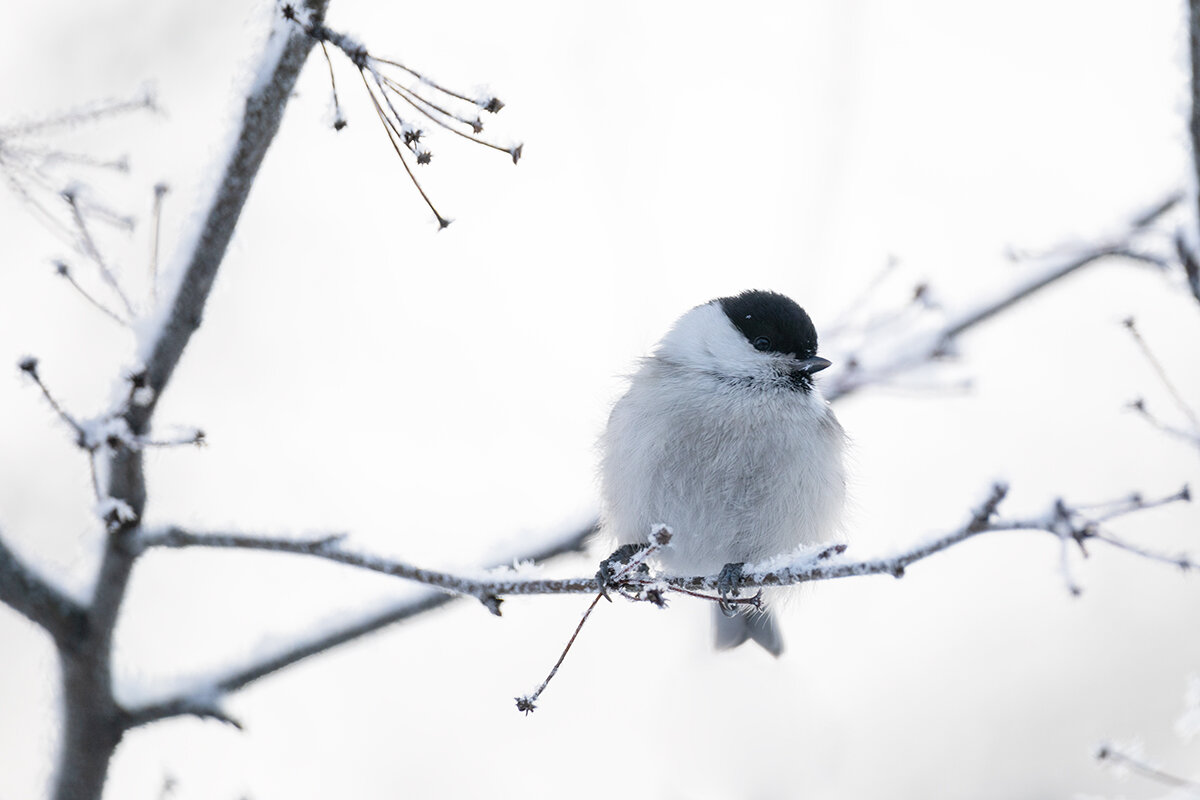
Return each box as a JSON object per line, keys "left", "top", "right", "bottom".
{"left": 718, "top": 290, "right": 819, "bottom": 360}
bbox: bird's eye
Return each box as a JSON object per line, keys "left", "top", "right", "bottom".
{"left": 753, "top": 336, "right": 771, "bottom": 352}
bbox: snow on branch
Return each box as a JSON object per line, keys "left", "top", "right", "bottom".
{"left": 140, "top": 484, "right": 1192, "bottom": 610}
{"left": 0, "top": 531, "right": 87, "bottom": 642}
{"left": 132, "top": 0, "right": 332, "bottom": 430}
{"left": 120, "top": 520, "right": 596, "bottom": 729}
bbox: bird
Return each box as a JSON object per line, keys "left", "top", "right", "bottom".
{"left": 599, "top": 289, "right": 846, "bottom": 655}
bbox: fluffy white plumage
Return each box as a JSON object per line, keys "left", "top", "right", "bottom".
{"left": 600, "top": 293, "right": 846, "bottom": 654}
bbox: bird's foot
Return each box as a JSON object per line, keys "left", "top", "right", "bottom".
{"left": 716, "top": 561, "right": 745, "bottom": 617}
{"left": 596, "top": 543, "right": 649, "bottom": 600}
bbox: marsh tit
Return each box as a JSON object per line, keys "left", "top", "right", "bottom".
{"left": 600, "top": 290, "right": 846, "bottom": 656}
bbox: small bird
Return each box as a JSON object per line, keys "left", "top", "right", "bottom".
{"left": 600, "top": 290, "right": 846, "bottom": 655}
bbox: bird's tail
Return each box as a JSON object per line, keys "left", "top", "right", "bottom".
{"left": 713, "top": 606, "right": 784, "bottom": 656}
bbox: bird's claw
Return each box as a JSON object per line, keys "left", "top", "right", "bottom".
{"left": 596, "top": 543, "right": 649, "bottom": 601}
{"left": 716, "top": 561, "right": 745, "bottom": 617}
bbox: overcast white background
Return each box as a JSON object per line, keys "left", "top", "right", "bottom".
{"left": 2, "top": 1, "right": 1199, "bottom": 798}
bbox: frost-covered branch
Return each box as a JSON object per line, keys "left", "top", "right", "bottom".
{"left": 1188, "top": 0, "right": 1200, "bottom": 307}
{"left": 825, "top": 192, "right": 1182, "bottom": 401}
{"left": 674, "top": 484, "right": 1191, "bottom": 597}
{"left": 42, "top": 5, "right": 331, "bottom": 800}
{"left": 0, "top": 532, "right": 86, "bottom": 642}
{"left": 139, "top": 485, "right": 1192, "bottom": 606}
{"left": 122, "top": 521, "right": 595, "bottom": 728}
{"left": 132, "top": 3, "right": 329, "bottom": 429}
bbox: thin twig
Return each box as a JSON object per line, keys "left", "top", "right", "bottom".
{"left": 515, "top": 593, "right": 603, "bottom": 714}
{"left": 318, "top": 41, "right": 345, "bottom": 130}
{"left": 17, "top": 358, "right": 85, "bottom": 439}
{"left": 0, "top": 94, "right": 154, "bottom": 138}
{"left": 1097, "top": 744, "right": 1200, "bottom": 793}
{"left": 359, "top": 68, "right": 450, "bottom": 228}
{"left": 516, "top": 527, "right": 672, "bottom": 713}
{"left": 53, "top": 260, "right": 129, "bottom": 326}
{"left": 121, "top": 521, "right": 595, "bottom": 725}
{"left": 150, "top": 184, "right": 167, "bottom": 302}
{"left": 64, "top": 192, "right": 135, "bottom": 318}
{"left": 1124, "top": 318, "right": 1200, "bottom": 431}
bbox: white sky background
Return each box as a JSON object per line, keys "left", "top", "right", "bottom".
{"left": 1, "top": 0, "right": 1199, "bottom": 798}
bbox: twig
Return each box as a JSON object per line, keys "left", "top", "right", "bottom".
{"left": 120, "top": 696, "right": 243, "bottom": 731}
{"left": 0, "top": 93, "right": 155, "bottom": 138}
{"left": 318, "top": 41, "right": 345, "bottom": 130}
{"left": 277, "top": 4, "right": 521, "bottom": 226}
{"left": 1124, "top": 317, "right": 1200, "bottom": 432}
{"left": 150, "top": 183, "right": 167, "bottom": 301}
{"left": 17, "top": 358, "right": 85, "bottom": 439}
{"left": 1129, "top": 400, "right": 1200, "bottom": 448}
{"left": 515, "top": 526, "right": 673, "bottom": 714}
{"left": 359, "top": 68, "right": 448, "bottom": 228}
{"left": 52, "top": 260, "right": 129, "bottom": 326}
{"left": 825, "top": 192, "right": 1183, "bottom": 402}
{"left": 139, "top": 484, "right": 1191, "bottom": 608}
{"left": 515, "top": 594, "right": 603, "bottom": 714}
{"left": 63, "top": 191, "right": 136, "bottom": 318}
{"left": 1097, "top": 743, "right": 1200, "bottom": 793}
{"left": 121, "top": 520, "right": 595, "bottom": 725}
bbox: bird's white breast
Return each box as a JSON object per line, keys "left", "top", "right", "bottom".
{"left": 601, "top": 356, "right": 846, "bottom": 575}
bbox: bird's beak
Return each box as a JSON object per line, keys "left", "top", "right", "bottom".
{"left": 793, "top": 356, "right": 832, "bottom": 375}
